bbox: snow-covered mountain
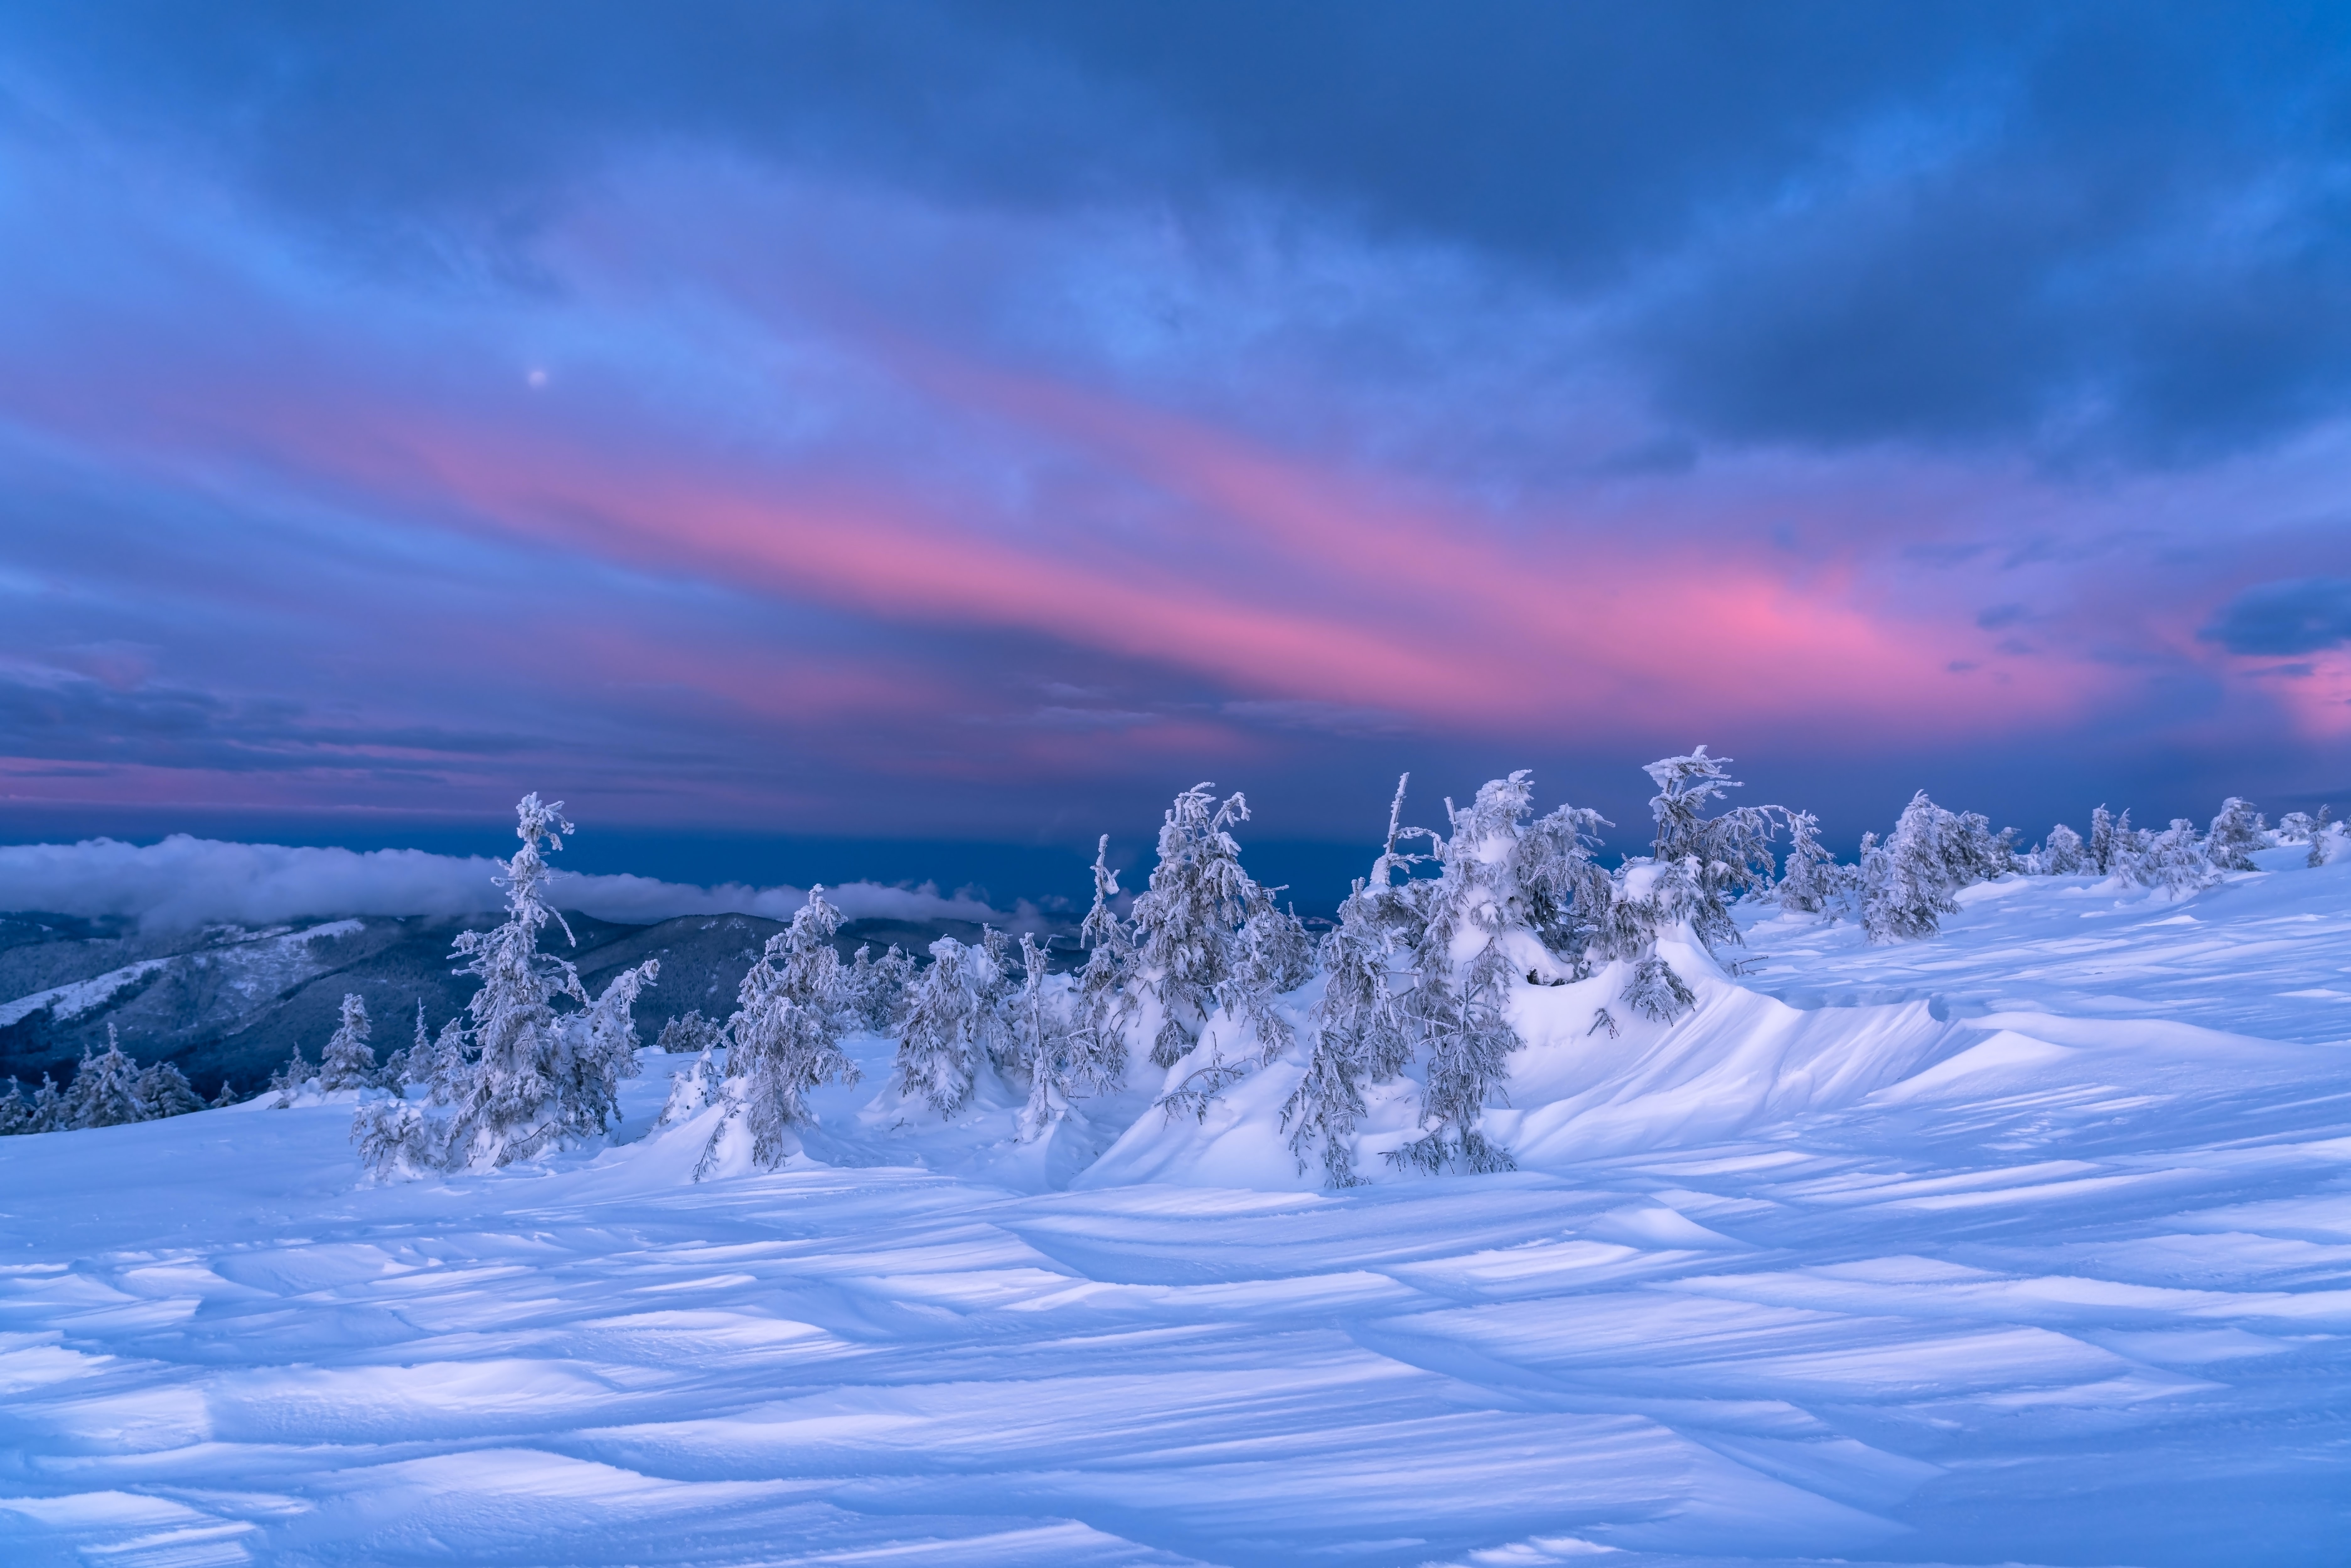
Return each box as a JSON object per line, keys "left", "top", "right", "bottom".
{"left": 0, "top": 909, "right": 1005, "bottom": 1099}
{"left": 2, "top": 847, "right": 2346, "bottom": 1565}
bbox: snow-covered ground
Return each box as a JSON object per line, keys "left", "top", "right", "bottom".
{"left": 4, "top": 853, "right": 2348, "bottom": 1565}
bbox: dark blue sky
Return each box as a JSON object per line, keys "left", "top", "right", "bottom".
{"left": 3, "top": 3, "right": 2350, "bottom": 905}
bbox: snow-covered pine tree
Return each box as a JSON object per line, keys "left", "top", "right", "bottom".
{"left": 415, "top": 795, "right": 659, "bottom": 1172}
{"left": 2206, "top": 797, "right": 2266, "bottom": 872}
{"left": 862, "top": 944, "right": 919, "bottom": 1033}
{"left": 1282, "top": 778, "right": 1432, "bottom": 1185}
{"left": 1863, "top": 791, "right": 1963, "bottom": 943}
{"left": 1642, "top": 747, "right": 1778, "bottom": 951}
{"left": 1219, "top": 902, "right": 1314, "bottom": 1064}
{"left": 317, "top": 994, "right": 377, "bottom": 1092}
{"left": 698, "top": 886, "right": 857, "bottom": 1175}
{"left": 556, "top": 957, "right": 657, "bottom": 1144}
{"left": 2135, "top": 818, "right": 2218, "bottom": 895}
{"left": 2313, "top": 805, "right": 2343, "bottom": 867}
{"left": 1772, "top": 809, "right": 1838, "bottom": 914}
{"left": 2038, "top": 822, "right": 2087, "bottom": 875}
{"left": 268, "top": 1043, "right": 312, "bottom": 1107}
{"left": 68, "top": 1025, "right": 145, "bottom": 1128}
{"left": 2089, "top": 805, "right": 2119, "bottom": 876}
{"left": 1389, "top": 773, "right": 1553, "bottom": 1176}
{"left": 659, "top": 1041, "right": 720, "bottom": 1127}
{"left": 656, "top": 1010, "right": 725, "bottom": 1056}
{"left": 1012, "top": 934, "right": 1080, "bottom": 1140}
{"left": 1623, "top": 954, "right": 1697, "bottom": 1021}
{"left": 1131, "top": 784, "right": 1277, "bottom": 1068}
{"left": 133, "top": 1060, "right": 202, "bottom": 1119}
{"left": 0, "top": 1078, "right": 30, "bottom": 1135}
{"left": 210, "top": 1079, "right": 238, "bottom": 1108}
{"left": 1070, "top": 836, "right": 1137, "bottom": 1078}
{"left": 2277, "top": 810, "right": 2317, "bottom": 843}
{"left": 29, "top": 1073, "right": 64, "bottom": 1132}
{"left": 421, "top": 1016, "right": 468, "bottom": 1102}
{"left": 892, "top": 936, "right": 991, "bottom": 1116}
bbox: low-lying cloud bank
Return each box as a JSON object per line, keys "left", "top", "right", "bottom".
{"left": 0, "top": 836, "right": 1003, "bottom": 933}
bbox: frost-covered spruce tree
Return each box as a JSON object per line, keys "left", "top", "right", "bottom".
{"left": 1864, "top": 791, "right": 1962, "bottom": 943}
{"left": 268, "top": 1043, "right": 312, "bottom": 1106}
{"left": 849, "top": 944, "right": 918, "bottom": 1034}
{"left": 1131, "top": 784, "right": 1276, "bottom": 1068}
{"left": 134, "top": 1060, "right": 202, "bottom": 1120}
{"left": 68, "top": 1025, "right": 145, "bottom": 1129}
{"left": 2206, "top": 797, "right": 2265, "bottom": 872}
{"left": 1389, "top": 772, "right": 1564, "bottom": 1176}
{"left": 317, "top": 994, "right": 377, "bottom": 1092}
{"left": 2089, "top": 805, "right": 2142, "bottom": 879}
{"left": 1069, "top": 836, "right": 1137, "bottom": 1077}
{"left": 892, "top": 936, "right": 993, "bottom": 1116}
{"left": 1220, "top": 902, "right": 1315, "bottom": 1062}
{"left": 2135, "top": 819, "right": 2218, "bottom": 896}
{"left": 1283, "top": 882, "right": 1412, "bottom": 1185}
{"left": 0, "top": 1079, "right": 29, "bottom": 1136}
{"left": 2312, "top": 805, "right": 2343, "bottom": 867}
{"left": 1623, "top": 955, "right": 1696, "bottom": 1021}
{"left": 658, "top": 1041, "right": 720, "bottom": 1127}
{"left": 1280, "top": 779, "right": 1431, "bottom": 1183}
{"left": 29, "top": 1073, "right": 64, "bottom": 1132}
{"left": 657, "top": 1010, "right": 725, "bottom": 1055}
{"left": 1014, "top": 933, "right": 1114, "bottom": 1141}
{"left": 1772, "top": 810, "right": 1838, "bottom": 914}
{"left": 1642, "top": 747, "right": 1778, "bottom": 951}
{"left": 415, "top": 795, "right": 659, "bottom": 1172}
{"left": 697, "top": 886, "right": 858, "bottom": 1176}
{"left": 2038, "top": 822, "right": 2087, "bottom": 875}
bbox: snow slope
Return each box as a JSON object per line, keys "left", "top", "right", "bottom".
{"left": 3, "top": 858, "right": 2348, "bottom": 1565}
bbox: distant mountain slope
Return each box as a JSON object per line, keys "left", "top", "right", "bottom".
{"left": 0, "top": 910, "right": 1012, "bottom": 1096}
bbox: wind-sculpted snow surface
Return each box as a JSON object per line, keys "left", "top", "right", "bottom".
{"left": 3, "top": 859, "right": 2349, "bottom": 1563}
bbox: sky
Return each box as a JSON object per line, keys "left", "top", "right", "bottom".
{"left": 4, "top": 2, "right": 2351, "bottom": 907}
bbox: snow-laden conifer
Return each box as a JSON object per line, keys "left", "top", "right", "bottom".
{"left": 892, "top": 936, "right": 993, "bottom": 1117}
{"left": 1864, "top": 792, "right": 1962, "bottom": 942}
{"left": 2206, "top": 797, "right": 2266, "bottom": 872}
{"left": 69, "top": 1025, "right": 145, "bottom": 1128}
{"left": 1642, "top": 747, "right": 1778, "bottom": 951}
{"left": 269, "top": 1044, "right": 312, "bottom": 1107}
{"left": 2313, "top": 806, "right": 2345, "bottom": 867}
{"left": 1623, "top": 955, "right": 1697, "bottom": 1022}
{"left": 134, "top": 1060, "right": 202, "bottom": 1120}
{"left": 1012, "top": 934, "right": 1079, "bottom": 1140}
{"left": 1131, "top": 784, "right": 1277, "bottom": 1068}
{"left": 1773, "top": 809, "right": 1838, "bottom": 914}
{"left": 1281, "top": 779, "right": 1431, "bottom": 1184}
{"left": 2134, "top": 819, "right": 2218, "bottom": 896}
{"left": 697, "top": 886, "right": 857, "bottom": 1176}
{"left": 659, "top": 1042, "right": 720, "bottom": 1127}
{"left": 354, "top": 795, "right": 655, "bottom": 1177}
{"left": 30, "top": 1073, "right": 63, "bottom": 1132}
{"left": 2037, "top": 823, "right": 2087, "bottom": 875}
{"left": 0, "top": 1079, "right": 29, "bottom": 1136}
{"left": 2089, "top": 805, "right": 2120, "bottom": 876}
{"left": 434, "top": 797, "right": 660, "bottom": 1170}
{"left": 210, "top": 1079, "right": 238, "bottom": 1109}
{"left": 317, "top": 994, "right": 377, "bottom": 1092}
{"left": 656, "top": 1011, "right": 725, "bottom": 1056}
{"left": 848, "top": 944, "right": 917, "bottom": 1034}
{"left": 1389, "top": 773, "right": 1554, "bottom": 1176}
{"left": 1070, "top": 836, "right": 1137, "bottom": 1077}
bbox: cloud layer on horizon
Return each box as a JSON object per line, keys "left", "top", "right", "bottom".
{"left": 2, "top": 3, "right": 2349, "bottom": 851}
{"left": 0, "top": 836, "right": 1003, "bottom": 934}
